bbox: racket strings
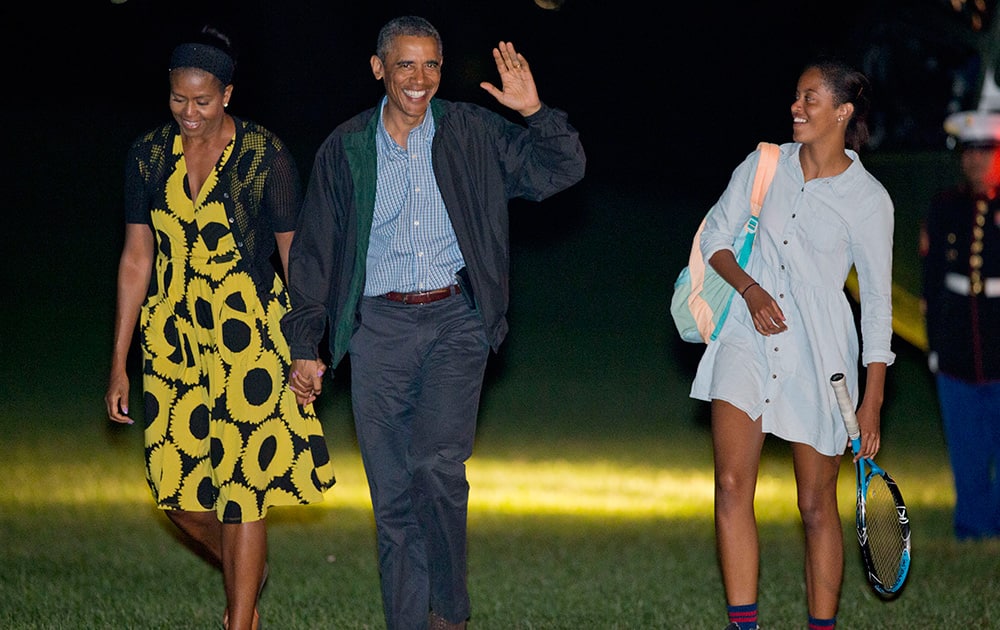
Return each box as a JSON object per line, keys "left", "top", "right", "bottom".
{"left": 864, "top": 473, "right": 907, "bottom": 586}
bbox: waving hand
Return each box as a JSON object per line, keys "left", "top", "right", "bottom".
{"left": 480, "top": 41, "right": 542, "bottom": 117}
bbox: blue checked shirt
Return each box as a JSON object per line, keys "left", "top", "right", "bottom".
{"left": 364, "top": 97, "right": 465, "bottom": 296}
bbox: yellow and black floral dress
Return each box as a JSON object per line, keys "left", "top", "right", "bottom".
{"left": 127, "top": 119, "right": 334, "bottom": 523}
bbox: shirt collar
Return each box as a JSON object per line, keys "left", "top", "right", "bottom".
{"left": 376, "top": 95, "right": 436, "bottom": 149}
{"left": 792, "top": 144, "right": 864, "bottom": 196}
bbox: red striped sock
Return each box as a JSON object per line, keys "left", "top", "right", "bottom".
{"left": 808, "top": 615, "right": 836, "bottom": 629}
{"left": 727, "top": 603, "right": 758, "bottom": 629}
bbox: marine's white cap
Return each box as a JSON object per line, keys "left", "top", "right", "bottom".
{"left": 944, "top": 110, "right": 1000, "bottom": 148}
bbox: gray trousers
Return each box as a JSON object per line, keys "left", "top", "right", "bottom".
{"left": 350, "top": 293, "right": 489, "bottom": 630}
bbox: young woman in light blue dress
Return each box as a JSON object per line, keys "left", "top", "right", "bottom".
{"left": 691, "top": 59, "right": 895, "bottom": 630}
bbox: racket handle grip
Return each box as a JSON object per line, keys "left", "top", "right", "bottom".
{"left": 830, "top": 373, "right": 861, "bottom": 440}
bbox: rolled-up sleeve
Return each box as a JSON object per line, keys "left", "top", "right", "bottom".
{"left": 852, "top": 186, "right": 896, "bottom": 367}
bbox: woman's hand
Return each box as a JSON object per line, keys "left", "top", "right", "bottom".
{"left": 852, "top": 363, "right": 886, "bottom": 461}
{"left": 853, "top": 402, "right": 882, "bottom": 461}
{"left": 743, "top": 284, "right": 787, "bottom": 336}
{"left": 105, "top": 369, "right": 134, "bottom": 425}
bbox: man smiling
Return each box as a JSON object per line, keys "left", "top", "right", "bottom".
{"left": 281, "top": 15, "right": 585, "bottom": 630}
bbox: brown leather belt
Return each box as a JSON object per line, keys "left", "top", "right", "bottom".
{"left": 383, "top": 285, "right": 461, "bottom": 305}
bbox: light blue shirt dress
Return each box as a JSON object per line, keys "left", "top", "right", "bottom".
{"left": 690, "top": 142, "right": 896, "bottom": 456}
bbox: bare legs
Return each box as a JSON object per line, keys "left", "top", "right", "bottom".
{"left": 791, "top": 441, "right": 843, "bottom": 619}
{"left": 711, "top": 399, "right": 766, "bottom": 607}
{"left": 711, "top": 400, "right": 844, "bottom": 620}
{"left": 165, "top": 510, "right": 267, "bottom": 630}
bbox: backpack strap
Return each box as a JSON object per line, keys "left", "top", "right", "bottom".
{"left": 708, "top": 142, "right": 780, "bottom": 340}
{"left": 750, "top": 142, "right": 779, "bottom": 218}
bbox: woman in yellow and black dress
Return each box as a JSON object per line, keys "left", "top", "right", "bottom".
{"left": 104, "top": 26, "right": 334, "bottom": 630}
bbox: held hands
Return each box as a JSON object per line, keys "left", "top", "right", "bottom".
{"left": 480, "top": 41, "right": 542, "bottom": 117}
{"left": 742, "top": 283, "right": 787, "bottom": 336}
{"left": 106, "top": 359, "right": 326, "bottom": 423}
{"left": 289, "top": 358, "right": 326, "bottom": 406}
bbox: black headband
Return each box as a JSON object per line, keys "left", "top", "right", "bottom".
{"left": 169, "top": 43, "right": 235, "bottom": 85}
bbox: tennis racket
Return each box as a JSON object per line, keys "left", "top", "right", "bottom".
{"left": 830, "top": 372, "right": 911, "bottom": 596}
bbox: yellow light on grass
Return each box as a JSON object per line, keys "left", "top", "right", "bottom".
{"left": 1, "top": 447, "right": 955, "bottom": 525}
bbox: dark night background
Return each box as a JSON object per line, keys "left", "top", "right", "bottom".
{"left": 1, "top": 0, "right": 995, "bottom": 398}
{"left": 0, "top": 6, "right": 996, "bottom": 627}
{"left": 7, "top": 0, "right": 992, "bottom": 188}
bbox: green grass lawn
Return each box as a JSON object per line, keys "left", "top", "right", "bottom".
{"left": 3, "top": 155, "right": 997, "bottom": 628}
{"left": 2, "top": 384, "right": 998, "bottom": 629}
